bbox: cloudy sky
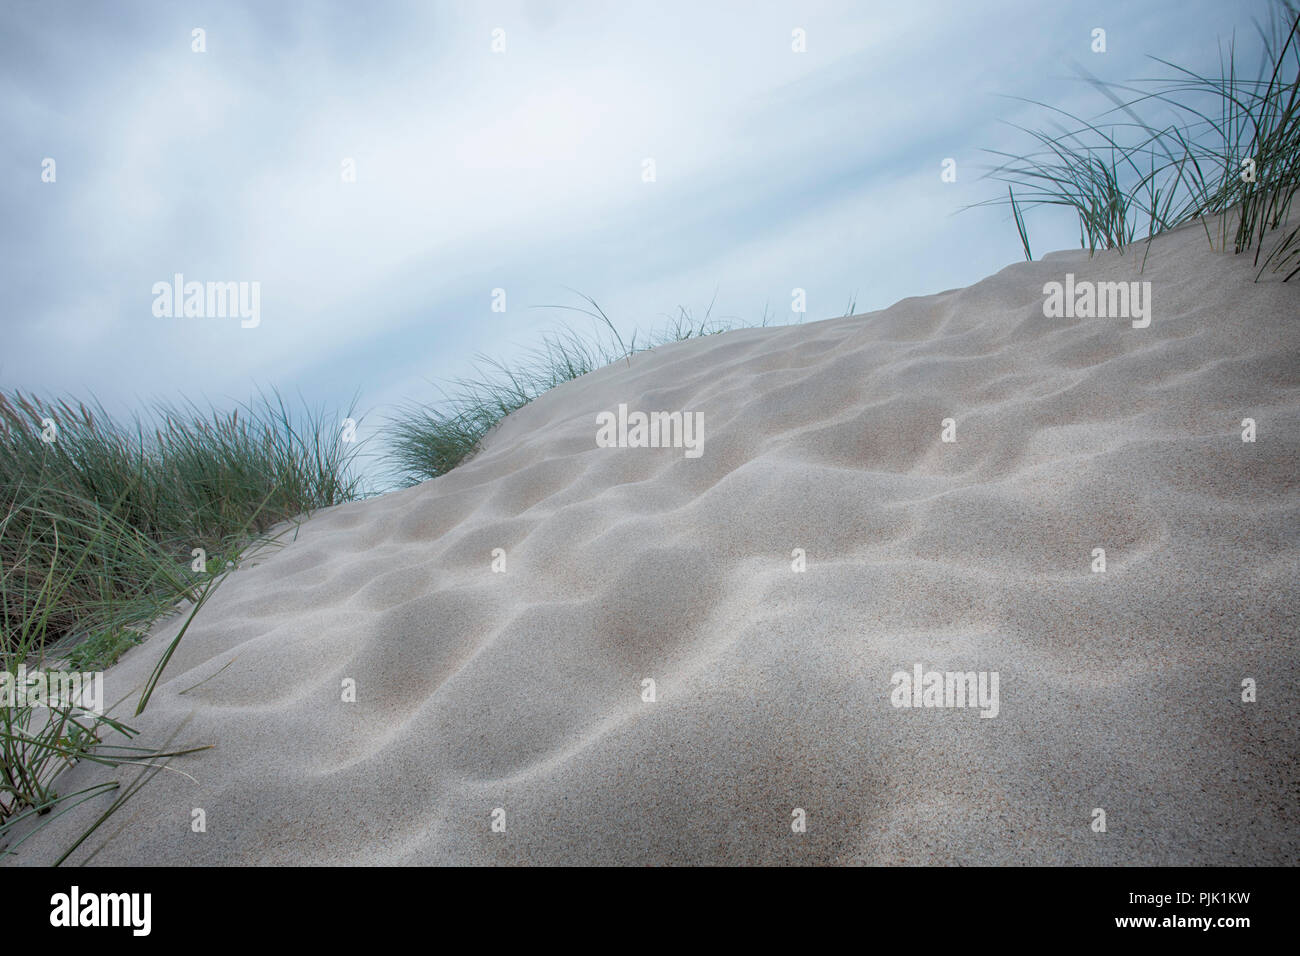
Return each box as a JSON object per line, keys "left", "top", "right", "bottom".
{"left": 0, "top": 0, "right": 1264, "bottom": 443}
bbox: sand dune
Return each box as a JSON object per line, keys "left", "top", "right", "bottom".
{"left": 8, "top": 221, "right": 1298, "bottom": 865}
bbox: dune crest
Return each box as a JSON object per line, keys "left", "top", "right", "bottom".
{"left": 10, "top": 222, "right": 1298, "bottom": 865}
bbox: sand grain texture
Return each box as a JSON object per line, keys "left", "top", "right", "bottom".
{"left": 8, "top": 222, "right": 1299, "bottom": 865}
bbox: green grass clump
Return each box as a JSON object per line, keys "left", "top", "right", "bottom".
{"left": 1, "top": 388, "right": 366, "bottom": 857}
{"left": 62, "top": 626, "right": 143, "bottom": 671}
{"left": 0, "top": 389, "right": 366, "bottom": 659}
{"left": 979, "top": 0, "right": 1300, "bottom": 276}
{"left": 388, "top": 292, "right": 770, "bottom": 484}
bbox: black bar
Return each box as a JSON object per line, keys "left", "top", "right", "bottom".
{"left": 16, "top": 866, "right": 1285, "bottom": 940}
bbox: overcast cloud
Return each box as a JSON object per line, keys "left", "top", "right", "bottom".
{"left": 0, "top": 0, "right": 1264, "bottom": 432}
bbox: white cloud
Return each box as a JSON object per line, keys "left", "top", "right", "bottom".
{"left": 0, "top": 0, "right": 1255, "bottom": 417}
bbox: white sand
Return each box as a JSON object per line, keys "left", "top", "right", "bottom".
{"left": 7, "top": 221, "right": 1298, "bottom": 865}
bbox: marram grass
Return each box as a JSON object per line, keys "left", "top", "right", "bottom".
{"left": 388, "top": 292, "right": 770, "bottom": 485}
{"left": 979, "top": 0, "right": 1300, "bottom": 278}
{"left": 0, "top": 389, "right": 365, "bottom": 859}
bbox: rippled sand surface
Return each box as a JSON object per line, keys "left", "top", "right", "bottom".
{"left": 10, "top": 222, "right": 1297, "bottom": 865}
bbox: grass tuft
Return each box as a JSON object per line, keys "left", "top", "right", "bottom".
{"left": 1, "top": 388, "right": 365, "bottom": 857}
{"left": 388, "top": 294, "right": 778, "bottom": 484}
{"left": 975, "top": 1, "right": 1300, "bottom": 277}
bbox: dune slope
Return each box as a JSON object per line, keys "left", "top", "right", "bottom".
{"left": 9, "top": 222, "right": 1299, "bottom": 865}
